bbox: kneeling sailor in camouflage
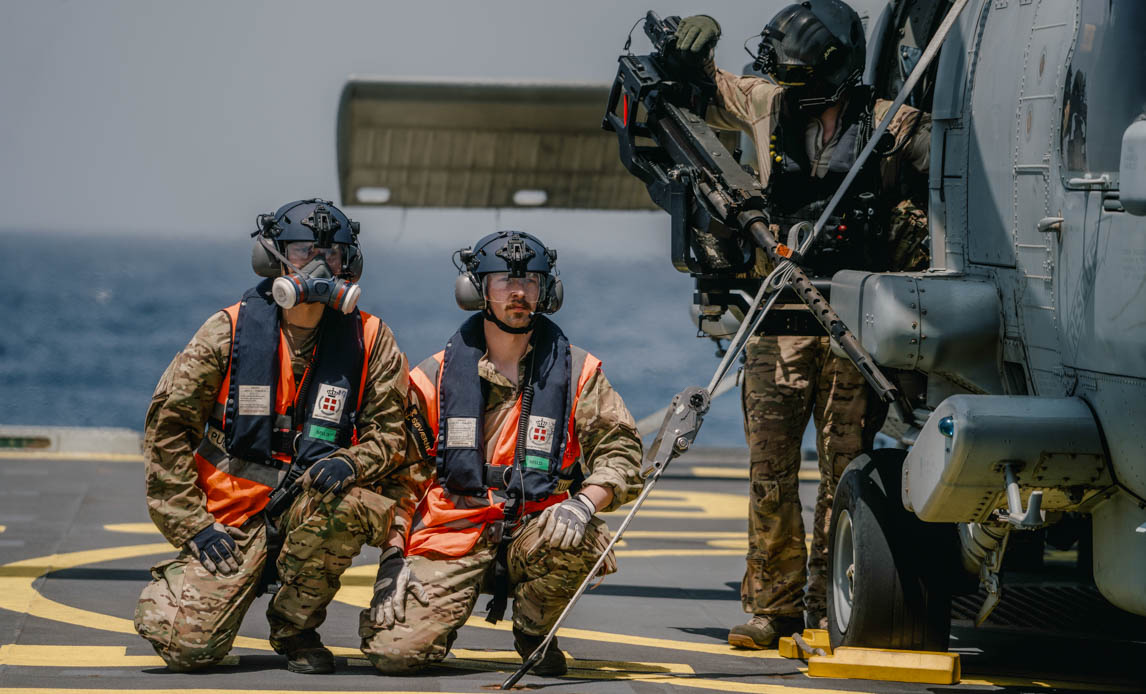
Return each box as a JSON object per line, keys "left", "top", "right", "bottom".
{"left": 359, "top": 231, "right": 643, "bottom": 676}
{"left": 134, "top": 200, "right": 409, "bottom": 673}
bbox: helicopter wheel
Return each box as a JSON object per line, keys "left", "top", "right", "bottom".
{"left": 827, "top": 449, "right": 954, "bottom": 651}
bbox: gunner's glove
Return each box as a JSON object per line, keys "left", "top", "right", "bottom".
{"left": 369, "top": 547, "right": 430, "bottom": 628}
{"left": 187, "top": 522, "right": 242, "bottom": 576}
{"left": 675, "top": 15, "right": 721, "bottom": 54}
{"left": 535, "top": 493, "right": 596, "bottom": 551}
{"left": 300, "top": 456, "right": 355, "bottom": 502}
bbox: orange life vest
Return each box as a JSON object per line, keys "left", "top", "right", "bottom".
{"left": 406, "top": 346, "right": 600, "bottom": 557}
{"left": 192, "top": 300, "right": 380, "bottom": 527}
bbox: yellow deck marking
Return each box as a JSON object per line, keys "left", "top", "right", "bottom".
{"left": 0, "top": 451, "right": 143, "bottom": 462}
{"left": 688, "top": 467, "right": 820, "bottom": 481}
{"left": 688, "top": 466, "right": 749, "bottom": 478}
{"left": 603, "top": 489, "right": 747, "bottom": 519}
{"left": 0, "top": 645, "right": 238, "bottom": 668}
{"left": 0, "top": 544, "right": 269, "bottom": 651}
{"left": 614, "top": 548, "right": 747, "bottom": 558}
{"left": 624, "top": 530, "right": 745, "bottom": 539}
{"left": 103, "top": 523, "right": 162, "bottom": 534}
{"left": 459, "top": 616, "right": 789, "bottom": 661}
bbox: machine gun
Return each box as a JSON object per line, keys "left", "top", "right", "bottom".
{"left": 604, "top": 11, "right": 904, "bottom": 417}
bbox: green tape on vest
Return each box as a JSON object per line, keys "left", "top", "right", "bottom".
{"left": 308, "top": 424, "right": 337, "bottom": 443}
{"left": 523, "top": 455, "right": 550, "bottom": 471}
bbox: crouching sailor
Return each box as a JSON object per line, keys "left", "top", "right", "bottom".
{"left": 359, "top": 231, "right": 643, "bottom": 676}
{"left": 134, "top": 199, "right": 409, "bottom": 674}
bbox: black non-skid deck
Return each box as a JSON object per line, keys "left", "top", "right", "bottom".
{"left": 0, "top": 450, "right": 1142, "bottom": 694}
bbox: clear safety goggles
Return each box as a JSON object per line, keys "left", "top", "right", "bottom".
{"left": 284, "top": 241, "right": 348, "bottom": 273}
{"left": 484, "top": 272, "right": 542, "bottom": 303}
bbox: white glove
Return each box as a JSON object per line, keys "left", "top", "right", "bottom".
{"left": 369, "top": 546, "right": 430, "bottom": 628}
{"left": 535, "top": 493, "right": 596, "bottom": 550}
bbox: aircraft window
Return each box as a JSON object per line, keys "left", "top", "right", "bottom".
{"left": 1061, "top": 0, "right": 1146, "bottom": 184}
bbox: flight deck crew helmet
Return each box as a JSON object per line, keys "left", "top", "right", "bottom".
{"left": 752, "top": 0, "right": 866, "bottom": 111}
{"left": 250, "top": 198, "right": 365, "bottom": 313}
{"left": 454, "top": 231, "right": 563, "bottom": 317}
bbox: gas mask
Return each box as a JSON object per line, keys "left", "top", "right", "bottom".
{"left": 271, "top": 254, "right": 361, "bottom": 314}
{"left": 251, "top": 199, "right": 365, "bottom": 315}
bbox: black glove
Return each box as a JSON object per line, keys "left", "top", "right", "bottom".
{"left": 535, "top": 493, "right": 596, "bottom": 550}
{"left": 301, "top": 456, "right": 355, "bottom": 502}
{"left": 675, "top": 15, "right": 721, "bottom": 54}
{"left": 369, "top": 546, "right": 430, "bottom": 628}
{"left": 187, "top": 522, "right": 242, "bottom": 576}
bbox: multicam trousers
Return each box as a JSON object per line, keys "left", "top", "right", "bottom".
{"left": 740, "top": 334, "right": 884, "bottom": 620}
{"left": 266, "top": 487, "right": 396, "bottom": 647}
{"left": 360, "top": 514, "right": 615, "bottom": 673}
{"left": 134, "top": 486, "right": 394, "bottom": 670}
{"left": 134, "top": 517, "right": 268, "bottom": 671}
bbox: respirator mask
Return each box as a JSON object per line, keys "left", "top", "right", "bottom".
{"left": 270, "top": 241, "right": 360, "bottom": 314}
{"left": 250, "top": 200, "right": 364, "bottom": 314}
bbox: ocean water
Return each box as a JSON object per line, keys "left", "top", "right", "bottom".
{"left": 0, "top": 230, "right": 747, "bottom": 445}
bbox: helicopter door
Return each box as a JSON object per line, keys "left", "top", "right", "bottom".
{"left": 868, "top": 0, "right": 952, "bottom": 110}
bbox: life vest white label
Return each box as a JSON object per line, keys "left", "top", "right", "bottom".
{"left": 313, "top": 384, "right": 348, "bottom": 423}
{"left": 445, "top": 417, "right": 477, "bottom": 449}
{"left": 525, "top": 415, "right": 556, "bottom": 452}
{"left": 237, "top": 385, "right": 271, "bottom": 416}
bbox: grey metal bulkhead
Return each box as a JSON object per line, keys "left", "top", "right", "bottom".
{"left": 830, "top": 270, "right": 1003, "bottom": 394}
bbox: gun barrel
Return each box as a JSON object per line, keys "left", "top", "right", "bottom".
{"left": 740, "top": 214, "right": 902, "bottom": 405}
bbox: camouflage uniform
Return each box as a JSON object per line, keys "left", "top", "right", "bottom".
{"left": 706, "top": 66, "right": 931, "bottom": 621}
{"left": 360, "top": 348, "right": 643, "bottom": 673}
{"left": 135, "top": 307, "right": 409, "bottom": 670}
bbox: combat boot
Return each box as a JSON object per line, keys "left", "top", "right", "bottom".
{"left": 728, "top": 614, "right": 804, "bottom": 650}
{"left": 274, "top": 629, "right": 334, "bottom": 674}
{"left": 513, "top": 627, "right": 568, "bottom": 677}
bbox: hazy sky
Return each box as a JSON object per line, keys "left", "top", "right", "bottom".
{"left": 1, "top": 0, "right": 786, "bottom": 250}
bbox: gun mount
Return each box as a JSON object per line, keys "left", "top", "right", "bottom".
{"left": 603, "top": 11, "right": 904, "bottom": 415}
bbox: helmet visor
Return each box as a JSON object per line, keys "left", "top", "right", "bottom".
{"left": 285, "top": 241, "right": 349, "bottom": 274}
{"left": 484, "top": 272, "right": 541, "bottom": 304}
{"left": 772, "top": 62, "right": 816, "bottom": 86}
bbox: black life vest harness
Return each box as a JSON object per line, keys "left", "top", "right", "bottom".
{"left": 220, "top": 280, "right": 365, "bottom": 472}
{"left": 769, "top": 87, "right": 889, "bottom": 276}
{"left": 436, "top": 313, "right": 576, "bottom": 503}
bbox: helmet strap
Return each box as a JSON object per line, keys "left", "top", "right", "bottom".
{"left": 483, "top": 307, "right": 536, "bottom": 335}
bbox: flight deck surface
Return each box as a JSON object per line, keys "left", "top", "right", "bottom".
{"left": 1, "top": 448, "right": 1142, "bottom": 694}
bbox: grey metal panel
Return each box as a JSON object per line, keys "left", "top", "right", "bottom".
{"left": 929, "top": 0, "right": 983, "bottom": 120}
{"left": 830, "top": 270, "right": 1003, "bottom": 393}
{"left": 1079, "top": 373, "right": 1146, "bottom": 501}
{"left": 1092, "top": 492, "right": 1146, "bottom": 616}
{"left": 1008, "top": 1, "right": 1074, "bottom": 383}
{"left": 966, "top": 0, "right": 1028, "bottom": 267}
{"left": 1120, "top": 121, "right": 1146, "bottom": 215}
{"left": 1072, "top": 210, "right": 1146, "bottom": 380}
{"left": 902, "top": 395, "right": 1108, "bottom": 523}
{"left": 335, "top": 79, "right": 658, "bottom": 210}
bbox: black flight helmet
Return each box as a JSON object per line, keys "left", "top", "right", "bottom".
{"left": 454, "top": 231, "right": 562, "bottom": 314}
{"left": 251, "top": 198, "right": 364, "bottom": 281}
{"left": 753, "top": 0, "right": 865, "bottom": 110}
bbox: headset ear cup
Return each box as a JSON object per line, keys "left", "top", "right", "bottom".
{"left": 454, "top": 272, "right": 485, "bottom": 311}
{"left": 547, "top": 277, "right": 563, "bottom": 313}
{"left": 251, "top": 238, "right": 282, "bottom": 278}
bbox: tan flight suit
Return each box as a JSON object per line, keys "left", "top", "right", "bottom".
{"left": 706, "top": 66, "right": 931, "bottom": 622}
{"left": 360, "top": 346, "right": 644, "bottom": 673}
{"left": 134, "top": 307, "right": 409, "bottom": 670}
